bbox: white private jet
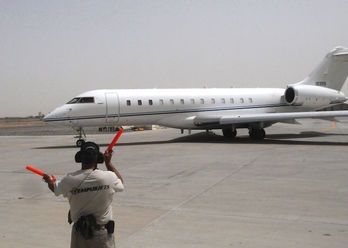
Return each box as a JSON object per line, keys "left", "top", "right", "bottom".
{"left": 44, "top": 46, "right": 348, "bottom": 146}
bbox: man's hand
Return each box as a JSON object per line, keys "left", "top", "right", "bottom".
{"left": 43, "top": 174, "right": 55, "bottom": 192}
{"left": 104, "top": 149, "right": 113, "bottom": 165}
{"left": 104, "top": 149, "right": 123, "bottom": 183}
{"left": 43, "top": 174, "right": 54, "bottom": 183}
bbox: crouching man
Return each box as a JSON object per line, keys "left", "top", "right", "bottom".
{"left": 43, "top": 142, "right": 124, "bottom": 248}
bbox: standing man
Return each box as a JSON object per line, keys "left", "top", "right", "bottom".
{"left": 43, "top": 142, "right": 124, "bottom": 248}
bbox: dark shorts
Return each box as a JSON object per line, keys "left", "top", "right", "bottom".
{"left": 71, "top": 224, "right": 115, "bottom": 248}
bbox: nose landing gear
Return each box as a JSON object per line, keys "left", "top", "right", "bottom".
{"left": 76, "top": 139, "right": 85, "bottom": 147}
{"left": 74, "top": 127, "right": 86, "bottom": 147}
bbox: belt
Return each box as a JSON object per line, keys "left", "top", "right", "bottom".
{"left": 94, "top": 223, "right": 107, "bottom": 230}
{"left": 74, "top": 222, "right": 107, "bottom": 230}
{"left": 74, "top": 215, "right": 115, "bottom": 235}
{"left": 89, "top": 221, "right": 115, "bottom": 234}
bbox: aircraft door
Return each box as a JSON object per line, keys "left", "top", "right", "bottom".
{"left": 105, "top": 92, "right": 120, "bottom": 125}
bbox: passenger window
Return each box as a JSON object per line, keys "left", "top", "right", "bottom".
{"left": 221, "top": 98, "right": 226, "bottom": 104}
{"left": 138, "top": 100, "right": 142, "bottom": 106}
{"left": 248, "top": 98, "right": 252, "bottom": 103}
{"left": 149, "top": 100, "right": 153, "bottom": 105}
{"left": 240, "top": 98, "right": 244, "bottom": 104}
{"left": 126, "top": 100, "right": 131, "bottom": 106}
{"left": 230, "top": 98, "right": 234, "bottom": 104}
{"left": 180, "top": 99, "right": 185, "bottom": 104}
{"left": 200, "top": 99, "right": 204, "bottom": 104}
{"left": 190, "top": 99, "right": 195, "bottom": 104}
{"left": 170, "top": 99, "right": 174, "bottom": 104}
{"left": 211, "top": 98, "right": 215, "bottom": 104}
{"left": 159, "top": 99, "right": 164, "bottom": 105}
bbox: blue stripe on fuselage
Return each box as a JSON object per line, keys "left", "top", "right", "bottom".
{"left": 44, "top": 103, "right": 289, "bottom": 122}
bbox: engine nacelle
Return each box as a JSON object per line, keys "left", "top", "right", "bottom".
{"left": 284, "top": 85, "right": 346, "bottom": 109}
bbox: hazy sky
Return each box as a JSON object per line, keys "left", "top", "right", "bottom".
{"left": 1, "top": 0, "right": 348, "bottom": 117}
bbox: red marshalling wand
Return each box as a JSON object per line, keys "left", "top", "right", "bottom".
{"left": 26, "top": 165, "right": 56, "bottom": 182}
{"left": 105, "top": 127, "right": 124, "bottom": 154}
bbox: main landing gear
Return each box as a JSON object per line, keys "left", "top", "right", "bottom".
{"left": 75, "top": 127, "right": 86, "bottom": 147}
{"left": 222, "top": 127, "right": 266, "bottom": 140}
{"left": 249, "top": 128, "right": 265, "bottom": 140}
{"left": 222, "top": 127, "right": 237, "bottom": 138}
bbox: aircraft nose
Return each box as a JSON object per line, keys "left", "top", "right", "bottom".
{"left": 43, "top": 109, "right": 59, "bottom": 122}
{"left": 43, "top": 113, "right": 51, "bottom": 122}
{"left": 43, "top": 105, "right": 70, "bottom": 122}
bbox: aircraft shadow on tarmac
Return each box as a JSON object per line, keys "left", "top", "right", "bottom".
{"left": 165, "top": 131, "right": 348, "bottom": 146}
{"left": 35, "top": 131, "right": 348, "bottom": 149}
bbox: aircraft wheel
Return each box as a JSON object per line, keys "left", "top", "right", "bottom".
{"left": 76, "top": 139, "right": 85, "bottom": 147}
{"left": 259, "top": 128, "right": 266, "bottom": 139}
{"left": 249, "top": 128, "right": 265, "bottom": 140}
{"left": 222, "top": 127, "right": 237, "bottom": 138}
{"left": 249, "top": 129, "right": 256, "bottom": 139}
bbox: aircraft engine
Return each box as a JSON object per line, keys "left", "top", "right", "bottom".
{"left": 284, "top": 85, "right": 346, "bottom": 108}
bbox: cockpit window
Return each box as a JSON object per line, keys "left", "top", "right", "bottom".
{"left": 79, "top": 97, "right": 95, "bottom": 103}
{"left": 67, "top": 97, "right": 95, "bottom": 104}
{"left": 67, "top": 98, "right": 80, "bottom": 104}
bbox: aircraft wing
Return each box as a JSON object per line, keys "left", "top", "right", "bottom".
{"left": 193, "top": 110, "right": 348, "bottom": 126}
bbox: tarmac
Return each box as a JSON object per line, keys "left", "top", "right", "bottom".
{"left": 1, "top": 120, "right": 348, "bottom": 247}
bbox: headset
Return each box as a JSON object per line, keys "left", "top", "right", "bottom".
{"left": 75, "top": 142, "right": 104, "bottom": 164}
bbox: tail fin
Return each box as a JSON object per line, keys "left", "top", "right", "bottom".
{"left": 298, "top": 46, "right": 348, "bottom": 90}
